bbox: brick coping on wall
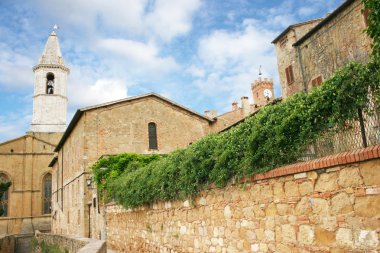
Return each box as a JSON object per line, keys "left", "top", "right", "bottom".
{"left": 241, "top": 144, "right": 380, "bottom": 183}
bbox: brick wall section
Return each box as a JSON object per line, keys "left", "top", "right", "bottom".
{"left": 106, "top": 146, "right": 380, "bottom": 252}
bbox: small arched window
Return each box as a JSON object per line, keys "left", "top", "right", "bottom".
{"left": 0, "top": 174, "right": 10, "bottom": 217}
{"left": 43, "top": 173, "right": 52, "bottom": 214}
{"left": 148, "top": 122, "right": 158, "bottom": 150}
{"left": 46, "top": 73, "right": 55, "bottom": 94}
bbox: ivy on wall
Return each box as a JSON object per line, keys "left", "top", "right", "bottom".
{"left": 92, "top": 62, "right": 378, "bottom": 208}
{"left": 92, "top": 0, "right": 380, "bottom": 209}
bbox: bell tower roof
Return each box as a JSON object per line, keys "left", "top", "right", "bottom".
{"left": 38, "top": 31, "right": 64, "bottom": 65}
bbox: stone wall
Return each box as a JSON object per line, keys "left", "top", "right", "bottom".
{"left": 33, "top": 231, "right": 106, "bottom": 253}
{"left": 0, "top": 235, "right": 15, "bottom": 253}
{"left": 106, "top": 146, "right": 380, "bottom": 252}
{"left": 297, "top": 0, "right": 371, "bottom": 93}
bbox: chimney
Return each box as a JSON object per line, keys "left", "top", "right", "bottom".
{"left": 204, "top": 109, "right": 218, "bottom": 118}
{"left": 231, "top": 101, "right": 238, "bottom": 111}
{"left": 241, "top": 96, "right": 250, "bottom": 117}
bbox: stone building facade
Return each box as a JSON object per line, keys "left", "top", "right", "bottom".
{"left": 0, "top": 31, "right": 68, "bottom": 234}
{"left": 50, "top": 94, "right": 215, "bottom": 238}
{"left": 273, "top": 0, "right": 371, "bottom": 98}
{"left": 50, "top": 76, "right": 275, "bottom": 238}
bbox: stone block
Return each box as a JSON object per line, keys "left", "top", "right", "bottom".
{"left": 295, "top": 196, "right": 312, "bottom": 215}
{"left": 354, "top": 229, "right": 379, "bottom": 248}
{"left": 311, "top": 198, "right": 330, "bottom": 215}
{"left": 319, "top": 216, "right": 337, "bottom": 231}
{"left": 298, "top": 225, "right": 314, "bottom": 245}
{"left": 337, "top": 167, "right": 363, "bottom": 188}
{"left": 360, "top": 160, "right": 380, "bottom": 186}
{"left": 276, "top": 203, "right": 290, "bottom": 216}
{"left": 336, "top": 228, "right": 353, "bottom": 247}
{"left": 315, "top": 173, "right": 338, "bottom": 193}
{"left": 354, "top": 196, "right": 380, "bottom": 217}
{"left": 281, "top": 224, "right": 296, "bottom": 244}
{"left": 265, "top": 203, "right": 277, "bottom": 216}
{"left": 284, "top": 181, "right": 300, "bottom": 197}
{"left": 315, "top": 226, "right": 335, "bottom": 245}
{"left": 331, "top": 192, "right": 353, "bottom": 214}
{"left": 299, "top": 181, "right": 314, "bottom": 196}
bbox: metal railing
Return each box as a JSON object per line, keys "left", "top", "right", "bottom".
{"left": 299, "top": 107, "right": 380, "bottom": 161}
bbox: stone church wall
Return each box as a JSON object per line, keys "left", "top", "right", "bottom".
{"left": 106, "top": 146, "right": 380, "bottom": 252}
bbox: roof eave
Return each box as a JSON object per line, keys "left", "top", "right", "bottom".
{"left": 293, "top": 0, "right": 355, "bottom": 47}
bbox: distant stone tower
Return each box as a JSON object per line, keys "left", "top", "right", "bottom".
{"left": 30, "top": 30, "right": 69, "bottom": 132}
{"left": 251, "top": 76, "right": 274, "bottom": 108}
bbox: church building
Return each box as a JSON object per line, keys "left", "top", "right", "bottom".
{"left": 0, "top": 30, "right": 68, "bottom": 234}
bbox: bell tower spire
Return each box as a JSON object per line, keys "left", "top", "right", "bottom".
{"left": 30, "top": 28, "right": 69, "bottom": 133}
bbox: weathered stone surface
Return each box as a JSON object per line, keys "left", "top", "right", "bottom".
{"left": 360, "top": 160, "right": 380, "bottom": 186}
{"left": 336, "top": 228, "right": 353, "bottom": 247}
{"left": 354, "top": 196, "right": 380, "bottom": 218}
{"left": 354, "top": 230, "right": 379, "bottom": 248}
{"left": 299, "top": 181, "right": 314, "bottom": 196}
{"left": 284, "top": 181, "right": 300, "bottom": 197}
{"left": 105, "top": 159, "right": 380, "bottom": 253}
{"left": 295, "top": 196, "right": 312, "bottom": 215}
{"left": 337, "top": 167, "right": 363, "bottom": 188}
{"left": 331, "top": 192, "right": 353, "bottom": 214}
{"left": 319, "top": 216, "right": 337, "bottom": 231}
{"left": 315, "top": 226, "right": 335, "bottom": 245}
{"left": 281, "top": 224, "right": 296, "bottom": 244}
{"left": 311, "top": 198, "right": 330, "bottom": 215}
{"left": 315, "top": 173, "right": 338, "bottom": 192}
{"left": 298, "top": 225, "right": 314, "bottom": 245}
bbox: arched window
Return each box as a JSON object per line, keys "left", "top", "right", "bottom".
{"left": 43, "top": 173, "right": 52, "bottom": 214}
{"left": 46, "top": 73, "right": 55, "bottom": 94}
{"left": 148, "top": 122, "right": 158, "bottom": 150}
{"left": 0, "top": 174, "right": 10, "bottom": 217}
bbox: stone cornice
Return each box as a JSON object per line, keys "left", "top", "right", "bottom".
{"left": 33, "top": 63, "right": 70, "bottom": 73}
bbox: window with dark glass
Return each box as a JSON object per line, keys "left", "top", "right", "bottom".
{"left": 0, "top": 174, "right": 9, "bottom": 217}
{"left": 43, "top": 173, "right": 52, "bottom": 214}
{"left": 148, "top": 122, "right": 158, "bottom": 150}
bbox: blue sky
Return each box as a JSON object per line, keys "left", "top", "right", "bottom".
{"left": 0, "top": 0, "right": 344, "bottom": 142}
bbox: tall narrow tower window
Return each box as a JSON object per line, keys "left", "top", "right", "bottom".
{"left": 46, "top": 73, "right": 55, "bottom": 94}
{"left": 148, "top": 122, "right": 158, "bottom": 150}
{"left": 0, "top": 174, "right": 10, "bottom": 217}
{"left": 43, "top": 173, "right": 52, "bottom": 214}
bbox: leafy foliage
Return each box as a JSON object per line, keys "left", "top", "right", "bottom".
{"left": 91, "top": 61, "right": 378, "bottom": 209}
{"left": 362, "top": 0, "right": 380, "bottom": 60}
{"left": 92, "top": 153, "right": 161, "bottom": 198}
{"left": 92, "top": 1, "right": 380, "bottom": 208}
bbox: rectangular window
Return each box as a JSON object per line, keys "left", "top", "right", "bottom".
{"left": 285, "top": 65, "right": 294, "bottom": 85}
{"left": 311, "top": 75, "right": 323, "bottom": 87}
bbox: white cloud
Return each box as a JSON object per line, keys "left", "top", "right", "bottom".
{"left": 0, "top": 111, "right": 31, "bottom": 142}
{"left": 34, "top": 0, "right": 201, "bottom": 42}
{"left": 145, "top": 0, "right": 202, "bottom": 41}
{"left": 0, "top": 43, "right": 34, "bottom": 88}
{"left": 193, "top": 19, "right": 279, "bottom": 107}
{"left": 97, "top": 38, "right": 179, "bottom": 74}
{"left": 68, "top": 78, "right": 128, "bottom": 108}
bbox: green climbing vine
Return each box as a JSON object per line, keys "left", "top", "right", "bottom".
{"left": 91, "top": 0, "right": 380, "bottom": 209}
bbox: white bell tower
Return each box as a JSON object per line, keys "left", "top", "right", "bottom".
{"left": 30, "top": 29, "right": 69, "bottom": 132}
